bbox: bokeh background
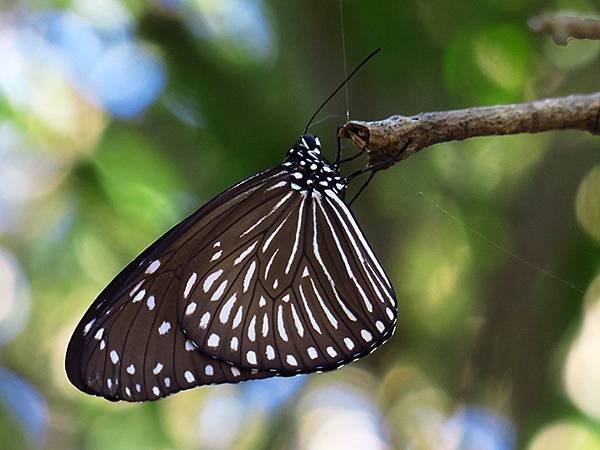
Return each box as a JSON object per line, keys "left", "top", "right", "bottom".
{"left": 0, "top": 0, "right": 599, "bottom": 449}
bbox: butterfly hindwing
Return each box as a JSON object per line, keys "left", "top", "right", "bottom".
{"left": 178, "top": 137, "right": 398, "bottom": 374}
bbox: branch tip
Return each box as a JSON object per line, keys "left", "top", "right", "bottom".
{"left": 340, "top": 93, "right": 600, "bottom": 170}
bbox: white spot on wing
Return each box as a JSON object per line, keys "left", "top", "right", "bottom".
{"left": 210, "top": 250, "right": 223, "bottom": 261}
{"left": 219, "top": 294, "right": 237, "bottom": 324}
{"left": 243, "top": 261, "right": 257, "bottom": 293}
{"left": 126, "top": 364, "right": 135, "bottom": 374}
{"left": 286, "top": 354, "right": 298, "bottom": 366}
{"left": 210, "top": 280, "right": 228, "bottom": 301}
{"left": 184, "top": 272, "right": 198, "bottom": 298}
{"left": 266, "top": 345, "right": 275, "bottom": 360}
{"left": 262, "top": 313, "right": 269, "bottom": 337}
{"left": 277, "top": 305, "right": 288, "bottom": 342}
{"left": 146, "top": 259, "right": 160, "bottom": 274}
{"left": 185, "top": 302, "right": 197, "bottom": 316}
{"left": 234, "top": 241, "right": 258, "bottom": 265}
{"left": 308, "top": 278, "right": 338, "bottom": 329}
{"left": 307, "top": 347, "right": 318, "bottom": 359}
{"left": 146, "top": 296, "right": 155, "bottom": 311}
{"left": 110, "top": 350, "right": 119, "bottom": 364}
{"left": 94, "top": 328, "right": 104, "bottom": 340}
{"left": 230, "top": 336, "right": 239, "bottom": 351}
{"left": 285, "top": 197, "right": 306, "bottom": 274}
{"left": 290, "top": 304, "right": 304, "bottom": 337}
{"left": 129, "top": 280, "right": 144, "bottom": 297}
{"left": 205, "top": 365, "right": 214, "bottom": 376}
{"left": 132, "top": 289, "right": 145, "bottom": 303}
{"left": 185, "top": 339, "right": 196, "bottom": 351}
{"left": 344, "top": 337, "right": 355, "bottom": 350}
{"left": 232, "top": 306, "right": 243, "bottom": 329}
{"left": 247, "top": 315, "right": 256, "bottom": 342}
{"left": 184, "top": 370, "right": 195, "bottom": 383}
{"left": 264, "top": 249, "right": 279, "bottom": 280}
{"left": 266, "top": 180, "right": 287, "bottom": 191}
{"left": 361, "top": 329, "right": 373, "bottom": 342}
{"left": 203, "top": 270, "right": 223, "bottom": 293}
{"left": 158, "top": 321, "right": 171, "bottom": 335}
{"left": 199, "top": 312, "right": 211, "bottom": 329}
{"left": 298, "top": 285, "right": 321, "bottom": 334}
{"left": 207, "top": 333, "right": 220, "bottom": 347}
{"left": 153, "top": 362, "right": 163, "bottom": 375}
{"left": 83, "top": 319, "right": 95, "bottom": 335}
{"left": 246, "top": 350, "right": 257, "bottom": 365}
{"left": 326, "top": 346, "right": 337, "bottom": 357}
{"left": 376, "top": 321, "right": 385, "bottom": 333}
{"left": 386, "top": 307, "right": 395, "bottom": 320}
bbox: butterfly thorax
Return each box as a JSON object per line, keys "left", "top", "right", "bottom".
{"left": 282, "top": 134, "right": 346, "bottom": 196}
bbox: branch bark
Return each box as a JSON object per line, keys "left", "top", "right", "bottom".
{"left": 339, "top": 93, "right": 600, "bottom": 170}
{"left": 529, "top": 15, "right": 600, "bottom": 45}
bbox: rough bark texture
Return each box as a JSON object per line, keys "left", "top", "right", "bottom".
{"left": 529, "top": 15, "right": 600, "bottom": 45}
{"left": 339, "top": 93, "right": 600, "bottom": 170}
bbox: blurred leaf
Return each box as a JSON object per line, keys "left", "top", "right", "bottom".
{"left": 93, "top": 126, "right": 186, "bottom": 240}
{"left": 527, "top": 420, "right": 600, "bottom": 450}
{"left": 444, "top": 24, "right": 533, "bottom": 105}
{"left": 78, "top": 405, "right": 170, "bottom": 450}
{"left": 576, "top": 165, "right": 600, "bottom": 242}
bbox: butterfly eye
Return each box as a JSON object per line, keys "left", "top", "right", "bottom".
{"left": 66, "top": 133, "right": 396, "bottom": 402}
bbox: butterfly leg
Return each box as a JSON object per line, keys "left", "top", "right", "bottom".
{"left": 339, "top": 151, "right": 364, "bottom": 165}
{"left": 345, "top": 154, "right": 397, "bottom": 204}
{"left": 346, "top": 162, "right": 379, "bottom": 182}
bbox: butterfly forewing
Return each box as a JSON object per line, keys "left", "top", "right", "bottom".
{"left": 66, "top": 168, "right": 286, "bottom": 401}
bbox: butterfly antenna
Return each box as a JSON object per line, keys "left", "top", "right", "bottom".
{"left": 303, "top": 47, "right": 381, "bottom": 134}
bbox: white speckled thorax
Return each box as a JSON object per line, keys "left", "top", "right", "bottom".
{"left": 281, "top": 134, "right": 346, "bottom": 196}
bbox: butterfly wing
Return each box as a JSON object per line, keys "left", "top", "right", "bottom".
{"left": 178, "top": 184, "right": 398, "bottom": 374}
{"left": 67, "top": 133, "right": 398, "bottom": 401}
{"left": 65, "top": 167, "right": 286, "bottom": 401}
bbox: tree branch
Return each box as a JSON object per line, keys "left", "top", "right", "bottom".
{"left": 339, "top": 93, "right": 600, "bottom": 170}
{"left": 528, "top": 15, "right": 600, "bottom": 45}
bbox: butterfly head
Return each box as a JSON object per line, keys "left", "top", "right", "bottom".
{"left": 283, "top": 134, "right": 346, "bottom": 196}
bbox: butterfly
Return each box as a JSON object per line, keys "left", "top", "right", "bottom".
{"left": 65, "top": 133, "right": 398, "bottom": 401}
{"left": 65, "top": 47, "right": 396, "bottom": 401}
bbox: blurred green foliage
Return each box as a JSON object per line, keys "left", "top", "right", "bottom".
{"left": 0, "top": 1, "right": 599, "bottom": 449}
